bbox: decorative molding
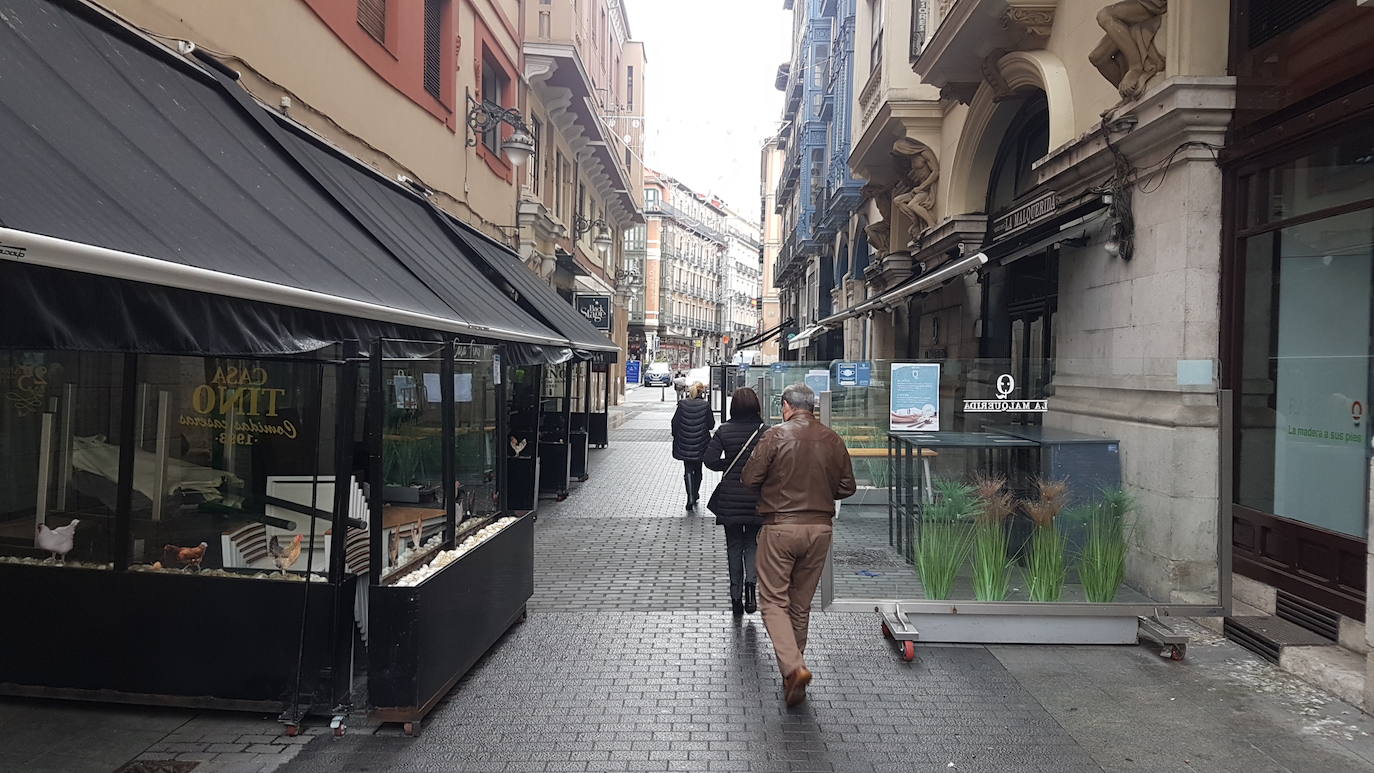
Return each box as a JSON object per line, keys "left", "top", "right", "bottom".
{"left": 1001, "top": 6, "right": 1056, "bottom": 40}
{"left": 980, "top": 49, "right": 1015, "bottom": 102}
{"left": 939, "top": 82, "right": 979, "bottom": 105}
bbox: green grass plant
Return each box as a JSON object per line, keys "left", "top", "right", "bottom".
{"left": 971, "top": 519, "right": 1014, "bottom": 601}
{"left": 1079, "top": 488, "right": 1133, "bottom": 602}
{"left": 915, "top": 478, "right": 975, "bottom": 600}
{"left": 1026, "top": 526, "right": 1069, "bottom": 601}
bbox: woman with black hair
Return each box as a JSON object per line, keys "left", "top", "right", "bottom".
{"left": 703, "top": 387, "right": 766, "bottom": 615}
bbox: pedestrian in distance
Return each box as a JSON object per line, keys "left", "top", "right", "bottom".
{"left": 670, "top": 382, "right": 715, "bottom": 511}
{"left": 703, "top": 387, "right": 767, "bottom": 617}
{"left": 741, "top": 383, "right": 855, "bottom": 707}
{"left": 672, "top": 370, "right": 688, "bottom": 400}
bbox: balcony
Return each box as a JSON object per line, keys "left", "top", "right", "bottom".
{"left": 911, "top": 0, "right": 1057, "bottom": 90}
{"left": 645, "top": 199, "right": 728, "bottom": 244}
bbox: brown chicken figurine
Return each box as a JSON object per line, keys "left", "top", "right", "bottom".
{"left": 161, "top": 541, "right": 208, "bottom": 571}
{"left": 269, "top": 534, "right": 304, "bottom": 575}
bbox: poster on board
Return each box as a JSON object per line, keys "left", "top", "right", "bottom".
{"left": 889, "top": 363, "right": 940, "bottom": 431}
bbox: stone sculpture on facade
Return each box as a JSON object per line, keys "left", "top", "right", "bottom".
{"left": 861, "top": 182, "right": 893, "bottom": 256}
{"left": 1089, "top": 0, "right": 1167, "bottom": 102}
{"left": 890, "top": 137, "right": 939, "bottom": 247}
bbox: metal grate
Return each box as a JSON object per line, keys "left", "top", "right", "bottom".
{"left": 357, "top": 0, "right": 386, "bottom": 44}
{"left": 115, "top": 762, "right": 199, "bottom": 773}
{"left": 1247, "top": 0, "right": 1337, "bottom": 48}
{"left": 422, "top": 0, "right": 443, "bottom": 101}
{"left": 1276, "top": 590, "right": 1340, "bottom": 642}
{"left": 1224, "top": 618, "right": 1281, "bottom": 664}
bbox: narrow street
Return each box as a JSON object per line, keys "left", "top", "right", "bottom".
{"left": 3, "top": 386, "right": 1374, "bottom": 773}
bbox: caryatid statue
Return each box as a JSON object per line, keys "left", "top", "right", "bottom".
{"left": 890, "top": 137, "right": 939, "bottom": 246}
{"left": 861, "top": 182, "right": 893, "bottom": 256}
{"left": 1089, "top": 0, "right": 1167, "bottom": 102}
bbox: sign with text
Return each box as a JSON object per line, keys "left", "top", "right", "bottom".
{"left": 836, "top": 361, "right": 873, "bottom": 387}
{"left": 573, "top": 294, "right": 612, "bottom": 330}
{"left": 890, "top": 363, "right": 940, "bottom": 431}
{"left": 991, "top": 191, "right": 1058, "bottom": 240}
{"left": 625, "top": 360, "right": 641, "bottom": 384}
{"left": 963, "top": 374, "right": 1048, "bottom": 414}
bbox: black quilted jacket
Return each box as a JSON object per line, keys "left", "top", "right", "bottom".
{"left": 670, "top": 398, "right": 715, "bottom": 461}
{"left": 703, "top": 416, "right": 766, "bottom": 526}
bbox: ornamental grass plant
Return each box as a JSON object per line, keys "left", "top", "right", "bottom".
{"left": 1079, "top": 488, "right": 1133, "bottom": 602}
{"left": 1023, "top": 479, "right": 1070, "bottom": 602}
{"left": 971, "top": 475, "right": 1015, "bottom": 601}
{"left": 915, "top": 478, "right": 975, "bottom": 600}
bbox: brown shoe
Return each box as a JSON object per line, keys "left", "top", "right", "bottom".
{"left": 783, "top": 667, "right": 812, "bottom": 707}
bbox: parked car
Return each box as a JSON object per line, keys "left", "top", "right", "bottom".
{"left": 644, "top": 362, "right": 673, "bottom": 387}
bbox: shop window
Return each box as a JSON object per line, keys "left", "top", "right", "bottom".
{"left": 1243, "top": 128, "right": 1374, "bottom": 228}
{"left": 453, "top": 345, "right": 500, "bottom": 522}
{"left": 126, "top": 355, "right": 337, "bottom": 580}
{"left": 0, "top": 351, "right": 124, "bottom": 570}
{"left": 376, "top": 356, "right": 446, "bottom": 580}
{"left": 1236, "top": 207, "right": 1373, "bottom": 538}
{"left": 422, "top": 0, "right": 445, "bottom": 102}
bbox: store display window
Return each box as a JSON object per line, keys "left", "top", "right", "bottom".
{"left": 128, "top": 355, "right": 338, "bottom": 580}
{"left": 378, "top": 356, "right": 448, "bottom": 581}
{"left": 0, "top": 351, "right": 125, "bottom": 569}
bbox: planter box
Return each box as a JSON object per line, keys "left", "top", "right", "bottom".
{"left": 368, "top": 513, "right": 534, "bottom": 725}
{"left": 0, "top": 563, "right": 354, "bottom": 712}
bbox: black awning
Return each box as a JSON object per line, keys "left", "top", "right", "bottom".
{"left": 444, "top": 222, "right": 621, "bottom": 360}
{"left": 735, "top": 317, "right": 795, "bottom": 349}
{"left": 0, "top": 0, "right": 569, "bottom": 361}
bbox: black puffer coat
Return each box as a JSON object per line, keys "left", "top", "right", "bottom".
{"left": 670, "top": 398, "right": 715, "bottom": 461}
{"left": 703, "top": 416, "right": 766, "bottom": 526}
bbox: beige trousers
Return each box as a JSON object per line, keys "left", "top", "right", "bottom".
{"left": 755, "top": 523, "right": 832, "bottom": 677}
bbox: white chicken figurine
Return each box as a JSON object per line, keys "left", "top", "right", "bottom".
{"left": 36, "top": 519, "right": 80, "bottom": 563}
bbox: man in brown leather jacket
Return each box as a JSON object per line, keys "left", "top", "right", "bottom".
{"left": 741, "top": 383, "right": 855, "bottom": 706}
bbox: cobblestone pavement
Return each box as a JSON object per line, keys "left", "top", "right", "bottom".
{"left": 8, "top": 386, "right": 1374, "bottom": 772}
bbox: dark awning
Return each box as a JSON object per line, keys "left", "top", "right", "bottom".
{"left": 0, "top": 0, "right": 570, "bottom": 359}
{"left": 445, "top": 221, "right": 621, "bottom": 361}
{"left": 735, "top": 317, "right": 795, "bottom": 350}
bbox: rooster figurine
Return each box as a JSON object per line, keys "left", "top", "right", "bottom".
{"left": 162, "top": 541, "right": 208, "bottom": 571}
{"left": 35, "top": 519, "right": 79, "bottom": 563}
{"left": 268, "top": 533, "right": 304, "bottom": 575}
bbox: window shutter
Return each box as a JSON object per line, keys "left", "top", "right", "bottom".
{"left": 357, "top": 0, "right": 386, "bottom": 44}
{"left": 423, "top": 0, "right": 443, "bottom": 100}
{"left": 1248, "top": 0, "right": 1337, "bottom": 48}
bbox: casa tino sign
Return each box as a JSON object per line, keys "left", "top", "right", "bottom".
{"left": 963, "top": 374, "right": 1048, "bottom": 413}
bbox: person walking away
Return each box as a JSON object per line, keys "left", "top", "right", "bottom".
{"left": 741, "top": 383, "right": 855, "bottom": 706}
{"left": 670, "top": 382, "right": 715, "bottom": 511}
{"left": 672, "top": 370, "right": 688, "bottom": 400}
{"left": 703, "top": 387, "right": 767, "bottom": 616}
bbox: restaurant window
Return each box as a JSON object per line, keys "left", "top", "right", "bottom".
{"left": 422, "top": 0, "right": 445, "bottom": 101}
{"left": 986, "top": 93, "right": 1049, "bottom": 216}
{"left": 480, "top": 51, "right": 511, "bottom": 155}
{"left": 0, "top": 351, "right": 125, "bottom": 570}
{"left": 129, "top": 355, "right": 337, "bottom": 580}
{"left": 357, "top": 0, "right": 387, "bottom": 45}
{"left": 1235, "top": 129, "right": 1373, "bottom": 539}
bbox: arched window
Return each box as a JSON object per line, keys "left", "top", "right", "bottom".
{"left": 835, "top": 236, "right": 849, "bottom": 286}
{"left": 851, "top": 220, "right": 871, "bottom": 279}
{"left": 986, "top": 93, "right": 1050, "bottom": 216}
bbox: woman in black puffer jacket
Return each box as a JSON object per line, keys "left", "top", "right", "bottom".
{"left": 703, "top": 388, "right": 766, "bottom": 616}
{"left": 671, "top": 382, "right": 715, "bottom": 511}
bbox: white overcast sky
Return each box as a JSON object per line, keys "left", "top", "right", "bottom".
{"left": 623, "top": 0, "right": 793, "bottom": 214}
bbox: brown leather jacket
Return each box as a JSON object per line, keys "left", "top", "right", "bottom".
{"left": 740, "top": 412, "right": 856, "bottom": 524}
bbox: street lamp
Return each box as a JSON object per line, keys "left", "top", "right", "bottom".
{"left": 574, "top": 214, "right": 613, "bottom": 256}
{"left": 466, "top": 96, "right": 535, "bottom": 167}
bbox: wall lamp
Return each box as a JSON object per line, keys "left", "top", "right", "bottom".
{"left": 466, "top": 96, "right": 535, "bottom": 167}
{"left": 574, "top": 214, "right": 613, "bottom": 256}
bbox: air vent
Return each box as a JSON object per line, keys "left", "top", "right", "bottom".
{"left": 1248, "top": 0, "right": 1338, "bottom": 48}
{"left": 1276, "top": 590, "right": 1340, "bottom": 642}
{"left": 1224, "top": 618, "right": 1281, "bottom": 664}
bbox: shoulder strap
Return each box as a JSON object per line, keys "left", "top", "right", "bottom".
{"left": 723, "top": 424, "right": 764, "bottom": 477}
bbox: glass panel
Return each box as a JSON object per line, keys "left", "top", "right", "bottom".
{"left": 764, "top": 358, "right": 1224, "bottom": 608}
{"left": 1255, "top": 127, "right": 1374, "bottom": 226}
{"left": 454, "top": 345, "right": 499, "bottom": 524}
{"left": 130, "top": 355, "right": 335, "bottom": 581}
{"left": 1237, "top": 208, "right": 1373, "bottom": 537}
{"left": 378, "top": 358, "right": 446, "bottom": 581}
{"left": 0, "top": 351, "right": 123, "bottom": 569}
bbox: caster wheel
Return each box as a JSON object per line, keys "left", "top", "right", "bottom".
{"left": 333, "top": 726, "right": 345, "bottom": 737}
{"left": 284, "top": 724, "right": 300, "bottom": 738}
{"left": 519, "top": 607, "right": 529, "bottom": 623}
{"left": 403, "top": 722, "right": 420, "bottom": 737}
{"left": 901, "top": 641, "right": 916, "bottom": 662}
{"left": 1169, "top": 645, "right": 1185, "bottom": 662}
{"left": 881, "top": 623, "right": 893, "bottom": 640}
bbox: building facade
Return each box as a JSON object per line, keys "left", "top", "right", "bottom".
{"left": 722, "top": 209, "right": 764, "bottom": 360}
{"left": 97, "top": 0, "right": 644, "bottom": 403}
{"left": 640, "top": 171, "right": 730, "bottom": 369}
{"left": 756, "top": 138, "right": 787, "bottom": 363}
{"left": 772, "top": 0, "right": 867, "bottom": 361}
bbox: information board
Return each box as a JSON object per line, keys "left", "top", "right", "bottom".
{"left": 889, "top": 363, "right": 940, "bottom": 431}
